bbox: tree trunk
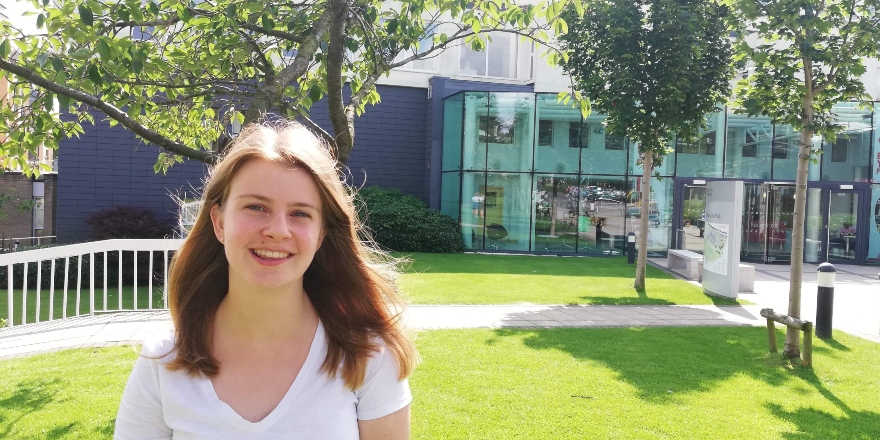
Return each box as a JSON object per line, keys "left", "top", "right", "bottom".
{"left": 784, "top": 124, "right": 812, "bottom": 359}
{"left": 634, "top": 150, "right": 652, "bottom": 290}
{"left": 550, "top": 179, "right": 558, "bottom": 236}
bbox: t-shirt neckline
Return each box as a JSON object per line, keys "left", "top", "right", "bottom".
{"left": 200, "top": 320, "right": 326, "bottom": 430}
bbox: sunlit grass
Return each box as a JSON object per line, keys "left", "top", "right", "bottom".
{"left": 0, "top": 286, "right": 165, "bottom": 326}
{"left": 398, "top": 253, "right": 739, "bottom": 305}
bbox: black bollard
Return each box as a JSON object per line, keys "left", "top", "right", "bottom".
{"left": 14, "top": 239, "right": 19, "bottom": 251}
{"left": 816, "top": 263, "right": 836, "bottom": 340}
{"left": 627, "top": 232, "right": 636, "bottom": 265}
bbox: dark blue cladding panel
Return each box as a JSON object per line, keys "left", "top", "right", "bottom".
{"left": 57, "top": 110, "right": 208, "bottom": 243}
{"left": 306, "top": 85, "right": 429, "bottom": 202}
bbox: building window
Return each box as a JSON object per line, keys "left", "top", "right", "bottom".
{"left": 131, "top": 26, "right": 154, "bottom": 40}
{"left": 605, "top": 135, "right": 625, "bottom": 150}
{"left": 742, "top": 133, "right": 758, "bottom": 157}
{"left": 677, "top": 133, "right": 716, "bottom": 155}
{"left": 478, "top": 116, "right": 515, "bottom": 144}
{"left": 771, "top": 138, "right": 789, "bottom": 159}
{"left": 569, "top": 122, "right": 588, "bottom": 148}
{"left": 397, "top": 32, "right": 439, "bottom": 72}
{"left": 830, "top": 139, "right": 848, "bottom": 162}
{"left": 538, "top": 120, "right": 552, "bottom": 146}
{"left": 459, "top": 32, "right": 515, "bottom": 78}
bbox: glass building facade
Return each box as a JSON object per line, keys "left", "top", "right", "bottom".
{"left": 440, "top": 91, "right": 880, "bottom": 263}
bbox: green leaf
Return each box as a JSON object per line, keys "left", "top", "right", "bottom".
{"left": 36, "top": 14, "right": 45, "bottom": 29}
{"left": 97, "top": 39, "right": 111, "bottom": 61}
{"left": 87, "top": 64, "right": 102, "bottom": 86}
{"left": 309, "top": 86, "right": 322, "bottom": 103}
{"left": 261, "top": 14, "right": 275, "bottom": 31}
{"left": 78, "top": 5, "right": 94, "bottom": 26}
{"left": 51, "top": 57, "right": 64, "bottom": 73}
{"left": 58, "top": 94, "right": 70, "bottom": 109}
{"left": 148, "top": 2, "right": 159, "bottom": 15}
{"left": 225, "top": 4, "right": 237, "bottom": 19}
{"left": 37, "top": 53, "right": 49, "bottom": 68}
{"left": 132, "top": 59, "right": 143, "bottom": 74}
{"left": 0, "top": 40, "right": 10, "bottom": 59}
{"left": 70, "top": 47, "right": 92, "bottom": 60}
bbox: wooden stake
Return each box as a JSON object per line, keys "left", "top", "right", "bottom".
{"left": 766, "top": 318, "right": 778, "bottom": 353}
{"left": 802, "top": 323, "right": 813, "bottom": 368}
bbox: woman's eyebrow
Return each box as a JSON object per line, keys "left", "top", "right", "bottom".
{"left": 235, "top": 193, "right": 319, "bottom": 210}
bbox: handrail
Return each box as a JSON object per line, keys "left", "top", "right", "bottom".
{"left": 3, "top": 239, "right": 185, "bottom": 328}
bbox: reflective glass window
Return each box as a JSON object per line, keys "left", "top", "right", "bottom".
{"left": 461, "top": 172, "right": 487, "bottom": 249}
{"left": 869, "top": 184, "right": 880, "bottom": 263}
{"left": 725, "top": 112, "right": 772, "bottom": 179}
{"left": 581, "top": 114, "right": 628, "bottom": 175}
{"left": 674, "top": 110, "right": 725, "bottom": 178}
{"left": 442, "top": 93, "right": 464, "bottom": 171}
{"left": 772, "top": 125, "right": 820, "bottom": 181}
{"left": 820, "top": 103, "right": 873, "bottom": 182}
{"left": 486, "top": 93, "right": 535, "bottom": 172}
{"left": 462, "top": 93, "right": 488, "bottom": 171}
{"left": 575, "top": 176, "right": 628, "bottom": 255}
{"left": 483, "top": 173, "right": 532, "bottom": 251}
{"left": 630, "top": 139, "right": 674, "bottom": 177}
{"left": 440, "top": 171, "right": 461, "bottom": 220}
{"left": 628, "top": 176, "right": 673, "bottom": 253}
{"left": 533, "top": 174, "right": 579, "bottom": 253}
{"left": 534, "top": 94, "right": 580, "bottom": 174}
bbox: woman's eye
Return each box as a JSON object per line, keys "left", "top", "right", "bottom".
{"left": 292, "top": 211, "right": 311, "bottom": 218}
{"left": 246, "top": 205, "right": 265, "bottom": 211}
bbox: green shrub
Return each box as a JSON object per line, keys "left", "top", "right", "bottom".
{"left": 356, "top": 187, "right": 464, "bottom": 253}
{"left": 85, "top": 206, "right": 175, "bottom": 239}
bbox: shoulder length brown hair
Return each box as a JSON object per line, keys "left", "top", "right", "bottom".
{"left": 166, "top": 121, "right": 418, "bottom": 389}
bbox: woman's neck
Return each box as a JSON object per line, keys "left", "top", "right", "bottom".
{"left": 214, "top": 282, "right": 317, "bottom": 343}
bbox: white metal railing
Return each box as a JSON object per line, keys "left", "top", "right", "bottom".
{"left": 0, "top": 239, "right": 183, "bottom": 328}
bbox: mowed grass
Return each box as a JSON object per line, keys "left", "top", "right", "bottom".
{"left": 0, "top": 286, "right": 165, "bottom": 326}
{"left": 1, "top": 327, "right": 878, "bottom": 439}
{"left": 398, "top": 253, "right": 739, "bottom": 305}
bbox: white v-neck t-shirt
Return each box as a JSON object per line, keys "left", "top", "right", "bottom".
{"left": 114, "top": 321, "right": 411, "bottom": 439}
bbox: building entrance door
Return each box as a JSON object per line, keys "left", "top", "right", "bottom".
{"left": 741, "top": 182, "right": 796, "bottom": 263}
{"left": 825, "top": 189, "right": 863, "bottom": 264}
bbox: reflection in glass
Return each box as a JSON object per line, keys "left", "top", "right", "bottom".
{"left": 460, "top": 172, "right": 487, "bottom": 249}
{"left": 629, "top": 139, "right": 674, "bottom": 176}
{"left": 534, "top": 94, "right": 580, "bottom": 173}
{"left": 483, "top": 173, "right": 531, "bottom": 251}
{"left": 486, "top": 93, "right": 535, "bottom": 172}
{"left": 828, "top": 191, "right": 859, "bottom": 261}
{"left": 766, "top": 185, "right": 795, "bottom": 262}
{"left": 821, "top": 103, "right": 873, "bottom": 182}
{"left": 680, "top": 185, "right": 707, "bottom": 253}
{"left": 462, "top": 93, "right": 488, "bottom": 171}
{"left": 804, "top": 188, "right": 823, "bottom": 263}
{"left": 533, "top": 175, "right": 578, "bottom": 253}
{"left": 626, "top": 177, "right": 672, "bottom": 253}
{"left": 741, "top": 183, "right": 767, "bottom": 262}
{"left": 675, "top": 110, "right": 725, "bottom": 178}
{"left": 771, "top": 125, "right": 820, "bottom": 181}
{"left": 725, "top": 112, "right": 772, "bottom": 179}
{"left": 442, "top": 94, "right": 464, "bottom": 171}
{"left": 575, "top": 176, "right": 628, "bottom": 254}
{"left": 581, "top": 115, "right": 628, "bottom": 175}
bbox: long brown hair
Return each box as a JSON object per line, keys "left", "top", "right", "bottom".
{"left": 166, "top": 121, "right": 418, "bottom": 389}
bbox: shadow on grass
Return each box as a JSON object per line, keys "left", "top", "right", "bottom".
{"left": 0, "top": 378, "right": 62, "bottom": 438}
{"left": 401, "top": 253, "right": 669, "bottom": 279}
{"left": 493, "top": 326, "right": 790, "bottom": 402}
{"left": 767, "top": 367, "right": 880, "bottom": 439}
{"left": 575, "top": 295, "right": 676, "bottom": 305}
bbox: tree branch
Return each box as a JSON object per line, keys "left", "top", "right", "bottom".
{"left": 326, "top": 0, "right": 353, "bottom": 162}
{"left": 0, "top": 58, "right": 217, "bottom": 163}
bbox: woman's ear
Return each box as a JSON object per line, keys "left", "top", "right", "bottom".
{"left": 210, "top": 204, "right": 224, "bottom": 243}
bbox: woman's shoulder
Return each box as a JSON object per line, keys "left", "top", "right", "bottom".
{"left": 138, "top": 329, "right": 178, "bottom": 362}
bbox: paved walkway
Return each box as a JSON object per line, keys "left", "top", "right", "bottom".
{"left": 2, "top": 257, "right": 878, "bottom": 360}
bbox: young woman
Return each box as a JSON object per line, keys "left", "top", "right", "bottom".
{"left": 115, "top": 122, "right": 418, "bottom": 439}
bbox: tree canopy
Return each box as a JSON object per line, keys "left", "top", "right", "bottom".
{"left": 560, "top": 0, "right": 733, "bottom": 289}
{"left": 0, "top": 0, "right": 580, "bottom": 175}
{"left": 726, "top": 0, "right": 880, "bottom": 358}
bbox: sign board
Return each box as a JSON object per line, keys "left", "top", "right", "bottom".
{"left": 702, "top": 181, "right": 744, "bottom": 298}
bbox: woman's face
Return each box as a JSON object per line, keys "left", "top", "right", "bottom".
{"left": 211, "top": 158, "right": 326, "bottom": 294}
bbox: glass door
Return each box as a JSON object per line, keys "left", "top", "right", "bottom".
{"left": 741, "top": 182, "right": 766, "bottom": 262}
{"left": 681, "top": 184, "right": 707, "bottom": 253}
{"left": 765, "top": 184, "right": 796, "bottom": 263}
{"left": 827, "top": 190, "right": 860, "bottom": 263}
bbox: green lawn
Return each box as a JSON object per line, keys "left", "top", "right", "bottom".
{"left": 398, "top": 253, "right": 739, "bottom": 305}
{"left": 1, "top": 327, "right": 878, "bottom": 439}
{"left": 0, "top": 286, "right": 165, "bottom": 326}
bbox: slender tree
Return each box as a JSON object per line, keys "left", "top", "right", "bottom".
{"left": 560, "top": 0, "right": 733, "bottom": 289}
{"left": 727, "top": 0, "right": 880, "bottom": 359}
{"left": 0, "top": 0, "right": 580, "bottom": 175}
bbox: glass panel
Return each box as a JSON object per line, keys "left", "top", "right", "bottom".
{"left": 486, "top": 93, "right": 534, "bottom": 172}
{"left": 462, "top": 93, "right": 488, "bottom": 171}
{"left": 483, "top": 173, "right": 531, "bottom": 251}
{"left": 581, "top": 114, "right": 628, "bottom": 175}
{"left": 725, "top": 112, "right": 772, "bottom": 179}
{"left": 680, "top": 185, "right": 707, "bottom": 253}
{"left": 440, "top": 171, "right": 461, "bottom": 219}
{"left": 870, "top": 184, "right": 880, "bottom": 263}
{"left": 574, "top": 176, "right": 628, "bottom": 255}
{"left": 487, "top": 33, "right": 514, "bottom": 78}
{"left": 827, "top": 191, "right": 859, "bottom": 261}
{"left": 820, "top": 103, "right": 873, "bottom": 182}
{"left": 630, "top": 139, "right": 674, "bottom": 177}
{"left": 459, "top": 44, "right": 487, "bottom": 76}
{"left": 534, "top": 94, "right": 580, "bottom": 174}
{"left": 772, "top": 125, "right": 820, "bottom": 181}
{"left": 741, "top": 183, "right": 766, "bottom": 261}
{"left": 533, "top": 174, "right": 578, "bottom": 253}
{"left": 442, "top": 93, "right": 464, "bottom": 171}
{"left": 674, "top": 111, "right": 725, "bottom": 178}
{"left": 627, "top": 176, "right": 672, "bottom": 254}
{"left": 873, "top": 104, "right": 880, "bottom": 183}
{"left": 804, "top": 188, "right": 824, "bottom": 263}
{"left": 461, "top": 172, "right": 487, "bottom": 250}
{"left": 766, "top": 185, "right": 795, "bottom": 262}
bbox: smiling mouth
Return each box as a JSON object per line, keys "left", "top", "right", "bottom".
{"left": 252, "top": 249, "right": 292, "bottom": 259}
